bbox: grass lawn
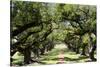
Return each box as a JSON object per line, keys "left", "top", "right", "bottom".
{"left": 11, "top": 43, "right": 95, "bottom": 66}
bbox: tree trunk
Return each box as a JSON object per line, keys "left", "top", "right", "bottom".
{"left": 88, "top": 33, "right": 96, "bottom": 61}
{"left": 76, "top": 47, "right": 80, "bottom": 54}
{"left": 24, "top": 46, "right": 31, "bottom": 64}
{"left": 81, "top": 44, "right": 86, "bottom": 56}
{"left": 40, "top": 47, "right": 45, "bottom": 55}
{"left": 75, "top": 42, "right": 80, "bottom": 54}
{"left": 89, "top": 45, "right": 96, "bottom": 61}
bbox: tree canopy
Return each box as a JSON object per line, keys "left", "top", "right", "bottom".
{"left": 10, "top": 1, "right": 96, "bottom": 65}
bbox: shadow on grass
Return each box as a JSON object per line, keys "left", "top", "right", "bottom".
{"left": 50, "top": 56, "right": 89, "bottom": 61}
{"left": 45, "top": 48, "right": 69, "bottom": 56}
{"left": 64, "top": 56, "right": 89, "bottom": 61}
{"left": 11, "top": 59, "right": 47, "bottom": 66}
{"left": 11, "top": 61, "right": 23, "bottom": 66}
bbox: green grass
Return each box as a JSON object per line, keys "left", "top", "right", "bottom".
{"left": 39, "top": 44, "right": 90, "bottom": 64}
{"left": 11, "top": 43, "right": 95, "bottom": 66}
{"left": 11, "top": 52, "right": 24, "bottom": 65}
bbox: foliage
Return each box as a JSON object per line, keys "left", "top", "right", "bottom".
{"left": 11, "top": 1, "right": 97, "bottom": 65}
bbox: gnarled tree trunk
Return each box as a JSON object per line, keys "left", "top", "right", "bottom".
{"left": 89, "top": 45, "right": 96, "bottom": 61}
{"left": 24, "top": 46, "right": 31, "bottom": 64}
{"left": 89, "top": 33, "right": 96, "bottom": 61}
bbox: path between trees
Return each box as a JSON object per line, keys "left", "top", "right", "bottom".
{"left": 12, "top": 43, "right": 90, "bottom": 66}
{"left": 25, "top": 43, "right": 90, "bottom": 66}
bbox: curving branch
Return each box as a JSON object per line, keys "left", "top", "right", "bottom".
{"left": 11, "top": 21, "right": 41, "bottom": 37}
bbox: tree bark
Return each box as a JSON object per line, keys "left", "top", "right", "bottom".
{"left": 89, "top": 45, "right": 96, "bottom": 61}
{"left": 89, "top": 33, "right": 96, "bottom": 61}
{"left": 40, "top": 48, "right": 45, "bottom": 55}
{"left": 24, "top": 46, "right": 31, "bottom": 64}
{"left": 81, "top": 44, "right": 86, "bottom": 55}
{"left": 76, "top": 46, "right": 80, "bottom": 54}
